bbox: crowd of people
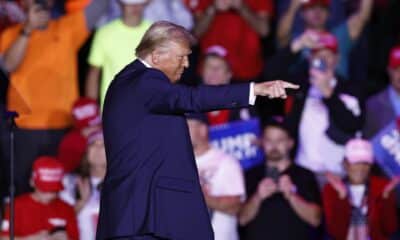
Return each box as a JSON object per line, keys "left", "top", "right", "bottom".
{"left": 0, "top": 0, "right": 400, "bottom": 239}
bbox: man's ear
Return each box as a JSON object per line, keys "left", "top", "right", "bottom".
{"left": 151, "top": 51, "right": 160, "bottom": 65}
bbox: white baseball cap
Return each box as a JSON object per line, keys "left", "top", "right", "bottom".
{"left": 119, "top": 0, "right": 148, "bottom": 4}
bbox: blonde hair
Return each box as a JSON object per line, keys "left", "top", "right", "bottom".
{"left": 135, "top": 21, "right": 196, "bottom": 58}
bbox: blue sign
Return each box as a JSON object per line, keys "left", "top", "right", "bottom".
{"left": 209, "top": 118, "right": 264, "bottom": 170}
{"left": 371, "top": 121, "right": 400, "bottom": 177}
{"left": 371, "top": 121, "right": 400, "bottom": 205}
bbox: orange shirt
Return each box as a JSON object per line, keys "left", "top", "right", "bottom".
{"left": 65, "top": 0, "right": 91, "bottom": 13}
{"left": 0, "top": 12, "right": 89, "bottom": 129}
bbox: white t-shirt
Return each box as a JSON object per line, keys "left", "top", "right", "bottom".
{"left": 296, "top": 86, "right": 345, "bottom": 175}
{"left": 195, "top": 148, "right": 245, "bottom": 240}
{"left": 349, "top": 184, "right": 366, "bottom": 208}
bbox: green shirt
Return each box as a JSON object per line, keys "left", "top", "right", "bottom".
{"left": 88, "top": 19, "right": 151, "bottom": 107}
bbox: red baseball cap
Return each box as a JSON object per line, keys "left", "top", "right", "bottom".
{"left": 389, "top": 46, "right": 400, "bottom": 69}
{"left": 312, "top": 31, "right": 338, "bottom": 54}
{"left": 72, "top": 97, "right": 101, "bottom": 130}
{"left": 57, "top": 130, "right": 88, "bottom": 173}
{"left": 302, "top": 0, "right": 330, "bottom": 9}
{"left": 33, "top": 156, "right": 64, "bottom": 192}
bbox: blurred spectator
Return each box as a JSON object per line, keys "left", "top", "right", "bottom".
{"left": 59, "top": 132, "right": 105, "bottom": 240}
{"left": 66, "top": 0, "right": 193, "bottom": 30}
{"left": 187, "top": 113, "right": 245, "bottom": 240}
{"left": 188, "top": 0, "right": 273, "bottom": 81}
{"left": 0, "top": 0, "right": 25, "bottom": 34}
{"left": 276, "top": 0, "right": 347, "bottom": 37}
{"left": 363, "top": 46, "right": 400, "bottom": 139}
{"left": 85, "top": 0, "right": 151, "bottom": 107}
{"left": 239, "top": 118, "right": 321, "bottom": 240}
{"left": 264, "top": 31, "right": 362, "bottom": 178}
{"left": 277, "top": 0, "right": 373, "bottom": 79}
{"left": 58, "top": 97, "right": 102, "bottom": 205}
{"left": 201, "top": 45, "right": 257, "bottom": 125}
{"left": 75, "top": 134, "right": 105, "bottom": 240}
{"left": 0, "top": 0, "right": 108, "bottom": 195}
{"left": 58, "top": 98, "right": 101, "bottom": 173}
{"left": 0, "top": 156, "right": 79, "bottom": 240}
{"left": 323, "top": 138, "right": 398, "bottom": 240}
{"left": 143, "top": 0, "right": 193, "bottom": 30}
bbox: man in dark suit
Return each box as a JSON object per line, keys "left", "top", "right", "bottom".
{"left": 96, "top": 21, "right": 298, "bottom": 240}
{"left": 363, "top": 45, "right": 400, "bottom": 139}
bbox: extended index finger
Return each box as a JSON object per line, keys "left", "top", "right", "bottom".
{"left": 282, "top": 81, "right": 300, "bottom": 89}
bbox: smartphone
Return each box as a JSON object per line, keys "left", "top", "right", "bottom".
{"left": 266, "top": 167, "right": 280, "bottom": 183}
{"left": 311, "top": 58, "right": 327, "bottom": 72}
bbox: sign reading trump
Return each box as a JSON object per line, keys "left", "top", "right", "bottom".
{"left": 209, "top": 119, "right": 263, "bottom": 170}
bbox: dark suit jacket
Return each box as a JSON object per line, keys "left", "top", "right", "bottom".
{"left": 96, "top": 60, "right": 250, "bottom": 240}
{"left": 363, "top": 87, "right": 396, "bottom": 139}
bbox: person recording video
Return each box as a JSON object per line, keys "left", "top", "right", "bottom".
{"left": 239, "top": 117, "right": 322, "bottom": 240}
{"left": 0, "top": 0, "right": 108, "bottom": 196}
{"left": 263, "top": 30, "right": 363, "bottom": 185}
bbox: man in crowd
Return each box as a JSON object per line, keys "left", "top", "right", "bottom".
{"left": 0, "top": 156, "right": 79, "bottom": 240}
{"left": 188, "top": 0, "right": 273, "bottom": 81}
{"left": 0, "top": 0, "right": 108, "bottom": 196}
{"left": 187, "top": 113, "right": 245, "bottom": 240}
{"left": 363, "top": 45, "right": 400, "bottom": 139}
{"left": 277, "top": 0, "right": 373, "bottom": 79}
{"left": 264, "top": 30, "right": 362, "bottom": 179}
{"left": 323, "top": 138, "right": 398, "bottom": 240}
{"left": 239, "top": 117, "right": 321, "bottom": 240}
{"left": 85, "top": 0, "right": 151, "bottom": 107}
{"left": 201, "top": 45, "right": 257, "bottom": 125}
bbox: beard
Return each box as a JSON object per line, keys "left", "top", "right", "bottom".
{"left": 267, "top": 149, "right": 285, "bottom": 162}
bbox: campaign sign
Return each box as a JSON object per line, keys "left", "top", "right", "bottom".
{"left": 371, "top": 120, "right": 400, "bottom": 205}
{"left": 371, "top": 121, "right": 400, "bottom": 177}
{"left": 209, "top": 118, "right": 264, "bottom": 170}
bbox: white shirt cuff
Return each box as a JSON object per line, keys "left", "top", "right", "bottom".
{"left": 249, "top": 82, "right": 257, "bottom": 105}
